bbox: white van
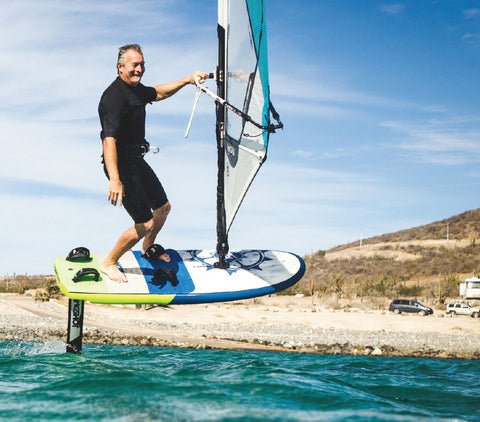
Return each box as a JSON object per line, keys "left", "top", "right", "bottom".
{"left": 445, "top": 303, "right": 480, "bottom": 318}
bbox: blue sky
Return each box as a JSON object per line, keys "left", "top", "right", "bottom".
{"left": 1, "top": 0, "right": 480, "bottom": 274}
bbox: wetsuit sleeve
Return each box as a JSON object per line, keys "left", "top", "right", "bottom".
{"left": 99, "top": 90, "right": 127, "bottom": 139}
{"left": 138, "top": 85, "right": 157, "bottom": 104}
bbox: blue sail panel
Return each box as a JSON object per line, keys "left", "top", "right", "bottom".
{"left": 246, "top": 0, "right": 271, "bottom": 141}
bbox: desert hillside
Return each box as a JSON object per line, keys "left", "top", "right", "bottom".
{"left": 290, "top": 209, "right": 480, "bottom": 302}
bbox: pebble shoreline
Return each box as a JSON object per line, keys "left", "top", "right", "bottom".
{"left": 1, "top": 300, "right": 479, "bottom": 359}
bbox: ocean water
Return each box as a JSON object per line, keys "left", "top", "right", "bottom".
{"left": 0, "top": 341, "right": 479, "bottom": 422}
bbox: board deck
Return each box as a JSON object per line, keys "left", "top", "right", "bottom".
{"left": 54, "top": 249, "right": 305, "bottom": 305}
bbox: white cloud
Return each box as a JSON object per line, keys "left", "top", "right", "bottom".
{"left": 463, "top": 8, "right": 480, "bottom": 19}
{"left": 274, "top": 72, "right": 397, "bottom": 107}
{"left": 379, "top": 3, "right": 406, "bottom": 15}
{"left": 270, "top": 67, "right": 431, "bottom": 124}
{"left": 293, "top": 150, "right": 313, "bottom": 159}
{"left": 279, "top": 99, "right": 366, "bottom": 120}
{"left": 462, "top": 33, "right": 480, "bottom": 48}
{"left": 382, "top": 119, "right": 480, "bottom": 165}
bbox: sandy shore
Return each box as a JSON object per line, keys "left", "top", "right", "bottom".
{"left": 1, "top": 293, "right": 480, "bottom": 359}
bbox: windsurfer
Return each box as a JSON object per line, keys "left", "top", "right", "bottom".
{"left": 98, "top": 43, "right": 208, "bottom": 282}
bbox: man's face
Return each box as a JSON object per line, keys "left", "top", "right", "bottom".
{"left": 118, "top": 50, "right": 145, "bottom": 86}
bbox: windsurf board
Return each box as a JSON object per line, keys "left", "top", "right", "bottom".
{"left": 54, "top": 249, "right": 305, "bottom": 305}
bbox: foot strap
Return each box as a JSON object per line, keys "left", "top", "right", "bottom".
{"left": 142, "top": 244, "right": 166, "bottom": 260}
{"left": 67, "top": 247, "right": 91, "bottom": 262}
{"left": 73, "top": 268, "right": 100, "bottom": 283}
{"left": 152, "top": 268, "right": 178, "bottom": 287}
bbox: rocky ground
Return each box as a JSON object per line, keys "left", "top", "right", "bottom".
{"left": 1, "top": 294, "right": 479, "bottom": 359}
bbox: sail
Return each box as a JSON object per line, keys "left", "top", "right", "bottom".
{"left": 218, "top": 0, "right": 273, "bottom": 234}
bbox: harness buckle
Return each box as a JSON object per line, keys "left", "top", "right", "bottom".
{"left": 129, "top": 142, "right": 150, "bottom": 158}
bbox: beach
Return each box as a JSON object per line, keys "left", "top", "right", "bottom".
{"left": 1, "top": 293, "right": 480, "bottom": 359}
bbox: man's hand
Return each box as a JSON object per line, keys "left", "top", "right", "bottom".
{"left": 189, "top": 70, "right": 209, "bottom": 85}
{"left": 102, "top": 137, "right": 124, "bottom": 206}
{"left": 108, "top": 178, "right": 124, "bottom": 207}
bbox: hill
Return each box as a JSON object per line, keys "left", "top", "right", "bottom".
{"left": 290, "top": 209, "right": 480, "bottom": 302}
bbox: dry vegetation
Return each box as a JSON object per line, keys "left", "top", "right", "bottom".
{"left": 286, "top": 209, "right": 480, "bottom": 303}
{"left": 0, "top": 274, "right": 60, "bottom": 302}
{"left": 0, "top": 274, "right": 51, "bottom": 294}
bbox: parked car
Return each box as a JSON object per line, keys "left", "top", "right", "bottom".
{"left": 445, "top": 303, "right": 480, "bottom": 318}
{"left": 388, "top": 299, "right": 433, "bottom": 316}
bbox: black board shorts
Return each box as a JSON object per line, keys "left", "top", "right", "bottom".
{"left": 104, "top": 159, "right": 168, "bottom": 224}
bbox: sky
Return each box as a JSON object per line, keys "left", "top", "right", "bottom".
{"left": 1, "top": 0, "right": 480, "bottom": 275}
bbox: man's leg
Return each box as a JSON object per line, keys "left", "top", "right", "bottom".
{"left": 141, "top": 201, "right": 171, "bottom": 262}
{"left": 100, "top": 220, "right": 153, "bottom": 282}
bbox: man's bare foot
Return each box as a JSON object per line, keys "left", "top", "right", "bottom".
{"left": 158, "top": 252, "right": 170, "bottom": 263}
{"left": 100, "top": 263, "right": 128, "bottom": 283}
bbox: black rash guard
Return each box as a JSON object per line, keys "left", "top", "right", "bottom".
{"left": 98, "top": 76, "right": 157, "bottom": 165}
{"left": 98, "top": 77, "right": 168, "bottom": 224}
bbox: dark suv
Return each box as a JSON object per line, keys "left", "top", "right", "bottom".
{"left": 389, "top": 299, "right": 433, "bottom": 316}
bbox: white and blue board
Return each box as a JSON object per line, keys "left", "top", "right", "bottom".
{"left": 54, "top": 249, "right": 305, "bottom": 305}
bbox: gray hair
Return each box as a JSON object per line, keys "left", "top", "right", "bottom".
{"left": 117, "top": 44, "right": 143, "bottom": 67}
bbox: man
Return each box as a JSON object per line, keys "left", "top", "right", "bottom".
{"left": 98, "top": 44, "right": 208, "bottom": 282}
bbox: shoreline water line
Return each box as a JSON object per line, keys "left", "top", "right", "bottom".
{"left": 1, "top": 294, "right": 479, "bottom": 359}
{"left": 1, "top": 329, "right": 479, "bottom": 359}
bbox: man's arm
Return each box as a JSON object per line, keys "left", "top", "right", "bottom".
{"left": 154, "top": 70, "right": 209, "bottom": 101}
{"left": 103, "top": 137, "right": 124, "bottom": 207}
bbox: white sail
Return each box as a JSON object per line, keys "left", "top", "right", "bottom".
{"left": 219, "top": 0, "right": 276, "bottom": 233}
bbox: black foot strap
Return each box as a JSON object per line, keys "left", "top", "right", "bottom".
{"left": 142, "top": 244, "right": 166, "bottom": 260}
{"left": 73, "top": 268, "right": 100, "bottom": 283}
{"left": 67, "top": 247, "right": 91, "bottom": 261}
{"left": 152, "top": 268, "right": 178, "bottom": 287}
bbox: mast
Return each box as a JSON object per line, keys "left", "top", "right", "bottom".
{"left": 215, "top": 0, "right": 229, "bottom": 269}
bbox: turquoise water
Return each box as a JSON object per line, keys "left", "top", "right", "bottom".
{"left": 0, "top": 341, "right": 479, "bottom": 421}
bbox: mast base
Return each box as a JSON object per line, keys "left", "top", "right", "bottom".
{"left": 214, "top": 258, "right": 230, "bottom": 269}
